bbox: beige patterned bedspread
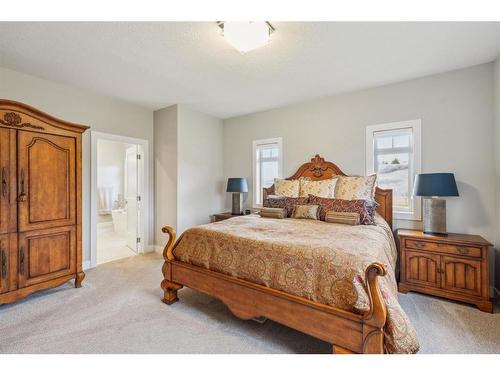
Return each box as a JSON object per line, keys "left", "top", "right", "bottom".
{"left": 172, "top": 214, "right": 419, "bottom": 354}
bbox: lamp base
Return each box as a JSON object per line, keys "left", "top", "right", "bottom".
{"left": 423, "top": 198, "right": 447, "bottom": 234}
{"left": 231, "top": 193, "right": 243, "bottom": 215}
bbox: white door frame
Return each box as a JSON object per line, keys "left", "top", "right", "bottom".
{"left": 89, "top": 131, "right": 150, "bottom": 269}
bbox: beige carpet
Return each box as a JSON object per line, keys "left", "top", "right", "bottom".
{"left": 0, "top": 253, "right": 498, "bottom": 354}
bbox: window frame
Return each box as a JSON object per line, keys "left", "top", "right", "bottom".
{"left": 365, "top": 119, "right": 422, "bottom": 221}
{"left": 252, "top": 137, "right": 283, "bottom": 208}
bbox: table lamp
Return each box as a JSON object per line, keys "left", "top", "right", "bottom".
{"left": 413, "top": 173, "right": 459, "bottom": 234}
{"left": 226, "top": 177, "right": 248, "bottom": 215}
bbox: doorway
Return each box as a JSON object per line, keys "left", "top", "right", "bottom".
{"left": 90, "top": 132, "right": 149, "bottom": 268}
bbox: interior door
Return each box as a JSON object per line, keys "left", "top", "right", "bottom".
{"left": 17, "top": 131, "right": 76, "bottom": 232}
{"left": 0, "top": 128, "right": 17, "bottom": 234}
{"left": 18, "top": 226, "right": 76, "bottom": 288}
{"left": 124, "top": 145, "right": 138, "bottom": 252}
{"left": 404, "top": 250, "right": 441, "bottom": 289}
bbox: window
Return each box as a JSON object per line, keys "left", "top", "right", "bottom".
{"left": 366, "top": 120, "right": 421, "bottom": 221}
{"left": 252, "top": 137, "right": 283, "bottom": 207}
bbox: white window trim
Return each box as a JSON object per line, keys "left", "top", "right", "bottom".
{"left": 366, "top": 119, "right": 422, "bottom": 221}
{"left": 252, "top": 137, "right": 283, "bottom": 208}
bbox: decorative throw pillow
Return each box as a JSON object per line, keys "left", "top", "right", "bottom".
{"left": 274, "top": 178, "right": 300, "bottom": 198}
{"left": 308, "top": 195, "right": 377, "bottom": 225}
{"left": 259, "top": 207, "right": 287, "bottom": 219}
{"left": 292, "top": 205, "right": 320, "bottom": 220}
{"left": 299, "top": 178, "right": 337, "bottom": 198}
{"left": 263, "top": 196, "right": 309, "bottom": 217}
{"left": 335, "top": 175, "right": 377, "bottom": 201}
{"left": 324, "top": 211, "right": 360, "bottom": 225}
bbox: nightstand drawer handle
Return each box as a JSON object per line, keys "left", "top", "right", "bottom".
{"left": 414, "top": 242, "right": 425, "bottom": 249}
{"left": 456, "top": 247, "right": 469, "bottom": 255}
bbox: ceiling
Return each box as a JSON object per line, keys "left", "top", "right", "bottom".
{"left": 0, "top": 22, "right": 499, "bottom": 119}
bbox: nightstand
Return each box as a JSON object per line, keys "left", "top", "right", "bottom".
{"left": 397, "top": 229, "right": 493, "bottom": 313}
{"left": 212, "top": 212, "right": 243, "bottom": 222}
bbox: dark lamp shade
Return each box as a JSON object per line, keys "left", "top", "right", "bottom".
{"left": 226, "top": 177, "right": 248, "bottom": 193}
{"left": 413, "top": 173, "right": 459, "bottom": 197}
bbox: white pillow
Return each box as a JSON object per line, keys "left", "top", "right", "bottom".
{"left": 335, "top": 175, "right": 377, "bottom": 201}
{"left": 299, "top": 178, "right": 337, "bottom": 198}
{"left": 274, "top": 178, "right": 300, "bottom": 198}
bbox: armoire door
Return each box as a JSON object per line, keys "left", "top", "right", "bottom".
{"left": 17, "top": 131, "right": 76, "bottom": 232}
{"left": 0, "top": 128, "right": 17, "bottom": 234}
{"left": 18, "top": 226, "right": 76, "bottom": 288}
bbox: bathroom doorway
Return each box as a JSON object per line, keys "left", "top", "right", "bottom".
{"left": 90, "top": 132, "right": 149, "bottom": 268}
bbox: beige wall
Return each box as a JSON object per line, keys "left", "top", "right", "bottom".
{"left": 224, "top": 63, "right": 495, "bottom": 240}
{"left": 154, "top": 104, "right": 224, "bottom": 246}
{"left": 494, "top": 56, "right": 500, "bottom": 295}
{"left": 177, "top": 105, "right": 224, "bottom": 233}
{"left": 0, "top": 66, "right": 154, "bottom": 266}
{"left": 154, "top": 105, "right": 178, "bottom": 246}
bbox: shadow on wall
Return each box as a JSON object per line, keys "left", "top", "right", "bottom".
{"left": 496, "top": 249, "right": 500, "bottom": 300}
{"left": 456, "top": 181, "right": 497, "bottom": 298}
{"left": 455, "top": 181, "right": 489, "bottom": 229}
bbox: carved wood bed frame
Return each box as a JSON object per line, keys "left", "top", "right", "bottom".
{"left": 161, "top": 154, "right": 393, "bottom": 354}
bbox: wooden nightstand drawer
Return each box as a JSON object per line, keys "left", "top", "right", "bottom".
{"left": 404, "top": 239, "right": 481, "bottom": 258}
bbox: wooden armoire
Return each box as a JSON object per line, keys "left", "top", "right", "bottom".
{"left": 0, "top": 99, "right": 88, "bottom": 305}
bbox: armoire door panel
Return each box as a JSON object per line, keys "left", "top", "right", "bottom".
{"left": 17, "top": 131, "right": 76, "bottom": 232}
{"left": 18, "top": 226, "right": 76, "bottom": 288}
{"left": 0, "top": 233, "right": 17, "bottom": 293}
{"left": 0, "top": 128, "right": 17, "bottom": 234}
{"left": 0, "top": 234, "right": 9, "bottom": 293}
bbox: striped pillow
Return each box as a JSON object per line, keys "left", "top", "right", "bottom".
{"left": 324, "top": 211, "right": 360, "bottom": 225}
{"left": 259, "top": 207, "right": 287, "bottom": 219}
{"left": 308, "top": 195, "right": 377, "bottom": 225}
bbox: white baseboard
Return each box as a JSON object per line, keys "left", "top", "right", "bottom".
{"left": 153, "top": 245, "right": 163, "bottom": 254}
{"left": 83, "top": 260, "right": 91, "bottom": 271}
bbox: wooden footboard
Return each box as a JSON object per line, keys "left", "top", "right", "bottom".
{"left": 160, "top": 225, "right": 388, "bottom": 354}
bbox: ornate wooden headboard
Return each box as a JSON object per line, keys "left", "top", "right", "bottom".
{"left": 263, "top": 154, "right": 393, "bottom": 228}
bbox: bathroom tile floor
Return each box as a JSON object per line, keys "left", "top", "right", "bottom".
{"left": 97, "top": 228, "right": 137, "bottom": 265}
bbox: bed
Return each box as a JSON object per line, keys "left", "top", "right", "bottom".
{"left": 160, "top": 155, "right": 419, "bottom": 354}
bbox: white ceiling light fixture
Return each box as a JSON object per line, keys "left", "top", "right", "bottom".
{"left": 218, "top": 22, "right": 274, "bottom": 54}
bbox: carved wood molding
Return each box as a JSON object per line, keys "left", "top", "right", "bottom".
{"left": 0, "top": 112, "right": 45, "bottom": 131}
{"left": 0, "top": 100, "right": 89, "bottom": 133}
{"left": 308, "top": 154, "right": 329, "bottom": 177}
{"left": 288, "top": 154, "right": 346, "bottom": 179}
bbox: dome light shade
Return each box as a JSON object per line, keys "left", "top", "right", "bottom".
{"left": 220, "top": 22, "right": 273, "bottom": 53}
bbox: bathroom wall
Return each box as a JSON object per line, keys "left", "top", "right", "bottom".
{"left": 97, "top": 140, "right": 129, "bottom": 210}
{"left": 96, "top": 139, "right": 138, "bottom": 225}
